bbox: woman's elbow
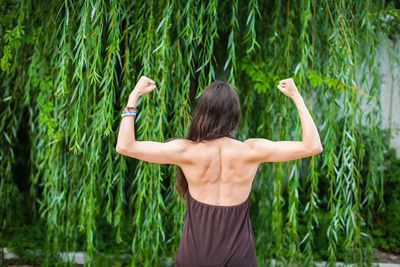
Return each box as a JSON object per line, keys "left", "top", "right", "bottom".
{"left": 116, "top": 144, "right": 131, "bottom": 154}
{"left": 116, "top": 145, "right": 125, "bottom": 154}
{"left": 311, "top": 144, "right": 323, "bottom": 154}
{"left": 116, "top": 143, "right": 141, "bottom": 158}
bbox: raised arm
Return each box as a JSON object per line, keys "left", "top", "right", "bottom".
{"left": 244, "top": 78, "right": 323, "bottom": 163}
{"left": 115, "top": 76, "right": 190, "bottom": 165}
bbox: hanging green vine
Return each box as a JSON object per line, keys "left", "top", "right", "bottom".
{"left": 1, "top": 0, "right": 399, "bottom": 266}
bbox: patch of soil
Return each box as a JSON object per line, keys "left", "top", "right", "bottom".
{"left": 374, "top": 249, "right": 400, "bottom": 264}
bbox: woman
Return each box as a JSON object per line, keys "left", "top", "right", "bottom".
{"left": 116, "top": 76, "right": 323, "bottom": 267}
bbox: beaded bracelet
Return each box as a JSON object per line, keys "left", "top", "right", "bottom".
{"left": 121, "top": 106, "right": 138, "bottom": 118}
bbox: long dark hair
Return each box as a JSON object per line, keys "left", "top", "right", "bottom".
{"left": 175, "top": 80, "right": 241, "bottom": 201}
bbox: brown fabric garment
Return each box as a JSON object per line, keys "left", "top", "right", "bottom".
{"left": 175, "top": 189, "right": 258, "bottom": 267}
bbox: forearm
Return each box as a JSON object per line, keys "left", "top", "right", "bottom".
{"left": 291, "top": 93, "right": 322, "bottom": 149}
{"left": 116, "top": 94, "right": 140, "bottom": 150}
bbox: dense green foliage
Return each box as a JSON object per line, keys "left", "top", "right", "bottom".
{"left": 372, "top": 146, "right": 400, "bottom": 254}
{"left": 1, "top": 0, "right": 399, "bottom": 266}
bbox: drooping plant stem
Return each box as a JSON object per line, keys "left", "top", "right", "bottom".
{"left": 0, "top": 0, "right": 398, "bottom": 266}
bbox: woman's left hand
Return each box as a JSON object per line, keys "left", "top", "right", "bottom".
{"left": 130, "top": 75, "right": 156, "bottom": 98}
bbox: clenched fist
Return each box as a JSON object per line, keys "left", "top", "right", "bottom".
{"left": 130, "top": 75, "right": 156, "bottom": 97}
{"left": 277, "top": 78, "right": 299, "bottom": 98}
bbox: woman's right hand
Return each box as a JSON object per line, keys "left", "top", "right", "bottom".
{"left": 130, "top": 75, "right": 156, "bottom": 98}
{"left": 277, "top": 78, "right": 300, "bottom": 98}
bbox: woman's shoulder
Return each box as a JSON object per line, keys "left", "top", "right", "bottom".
{"left": 167, "top": 138, "right": 192, "bottom": 147}
{"left": 243, "top": 138, "right": 266, "bottom": 145}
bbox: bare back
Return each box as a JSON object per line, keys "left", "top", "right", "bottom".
{"left": 180, "top": 137, "right": 259, "bottom": 206}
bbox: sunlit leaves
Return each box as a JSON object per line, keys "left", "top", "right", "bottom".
{"left": 0, "top": 0, "right": 396, "bottom": 266}
{"left": 0, "top": 25, "right": 25, "bottom": 72}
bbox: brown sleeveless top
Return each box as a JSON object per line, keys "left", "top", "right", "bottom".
{"left": 174, "top": 189, "right": 258, "bottom": 267}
